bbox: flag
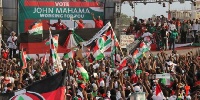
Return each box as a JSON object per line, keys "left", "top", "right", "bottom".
{"left": 28, "top": 22, "right": 43, "bottom": 35}
{"left": 93, "top": 44, "right": 104, "bottom": 60}
{"left": 20, "top": 48, "right": 27, "bottom": 69}
{"left": 155, "top": 84, "right": 165, "bottom": 99}
{"left": 9, "top": 69, "right": 66, "bottom": 100}
{"left": 88, "top": 53, "right": 95, "bottom": 63}
{"left": 64, "top": 50, "right": 76, "bottom": 59}
{"left": 132, "top": 49, "right": 143, "bottom": 63}
{"left": 49, "top": 30, "right": 58, "bottom": 68}
{"left": 139, "top": 42, "right": 150, "bottom": 53}
{"left": 41, "top": 53, "right": 47, "bottom": 66}
{"left": 98, "top": 30, "right": 112, "bottom": 53}
{"left": 110, "top": 28, "right": 120, "bottom": 68}
{"left": 117, "top": 57, "right": 127, "bottom": 70}
{"left": 63, "top": 32, "right": 84, "bottom": 49}
{"left": 26, "top": 55, "right": 31, "bottom": 61}
{"left": 76, "top": 62, "right": 89, "bottom": 82}
{"left": 45, "top": 34, "right": 59, "bottom": 47}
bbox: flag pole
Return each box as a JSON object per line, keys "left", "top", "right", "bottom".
{"left": 110, "top": 26, "right": 124, "bottom": 57}
{"left": 49, "top": 28, "right": 54, "bottom": 71}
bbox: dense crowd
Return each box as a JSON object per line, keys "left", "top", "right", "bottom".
{"left": 125, "top": 16, "right": 200, "bottom": 51}
{"left": 1, "top": 49, "right": 200, "bottom": 100}
{"left": 1, "top": 16, "right": 200, "bottom": 100}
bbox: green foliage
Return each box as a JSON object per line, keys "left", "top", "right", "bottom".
{"left": 120, "top": 13, "right": 132, "bottom": 26}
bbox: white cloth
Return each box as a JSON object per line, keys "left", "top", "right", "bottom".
{"left": 99, "top": 80, "right": 105, "bottom": 87}
{"left": 77, "top": 89, "right": 83, "bottom": 99}
{"left": 116, "top": 91, "right": 122, "bottom": 100}
{"left": 168, "top": 24, "right": 176, "bottom": 32}
{"left": 7, "top": 36, "right": 17, "bottom": 49}
{"left": 192, "top": 23, "right": 199, "bottom": 31}
{"left": 93, "top": 63, "right": 99, "bottom": 69}
{"left": 134, "top": 86, "right": 141, "bottom": 92}
{"left": 168, "top": 95, "right": 177, "bottom": 100}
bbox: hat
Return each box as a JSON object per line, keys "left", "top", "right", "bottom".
{"left": 92, "top": 83, "right": 98, "bottom": 91}
{"left": 134, "top": 86, "right": 141, "bottom": 92}
{"left": 10, "top": 31, "right": 16, "bottom": 35}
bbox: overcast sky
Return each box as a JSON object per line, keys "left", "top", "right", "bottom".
{"left": 121, "top": 1, "right": 191, "bottom": 19}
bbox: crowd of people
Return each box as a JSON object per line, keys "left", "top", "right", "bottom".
{"left": 1, "top": 47, "right": 200, "bottom": 100}
{"left": 125, "top": 16, "right": 200, "bottom": 51}
{"left": 1, "top": 15, "right": 200, "bottom": 100}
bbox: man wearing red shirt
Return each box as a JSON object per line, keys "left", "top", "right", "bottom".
{"left": 47, "top": 19, "right": 67, "bottom": 30}
{"left": 73, "top": 19, "right": 84, "bottom": 29}
{"left": 91, "top": 13, "right": 103, "bottom": 28}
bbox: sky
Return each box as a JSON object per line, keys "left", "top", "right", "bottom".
{"left": 121, "top": 1, "right": 191, "bottom": 19}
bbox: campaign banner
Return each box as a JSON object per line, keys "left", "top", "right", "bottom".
{"left": 120, "top": 35, "right": 135, "bottom": 48}
{"left": 19, "top": 0, "right": 104, "bottom": 33}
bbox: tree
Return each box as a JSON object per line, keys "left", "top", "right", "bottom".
{"left": 120, "top": 13, "right": 132, "bottom": 26}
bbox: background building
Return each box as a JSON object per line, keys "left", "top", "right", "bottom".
{"left": 167, "top": 10, "right": 192, "bottom": 20}
{"left": 191, "top": 1, "right": 200, "bottom": 19}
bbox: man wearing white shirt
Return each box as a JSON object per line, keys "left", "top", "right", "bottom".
{"left": 7, "top": 31, "right": 17, "bottom": 59}
{"left": 168, "top": 21, "right": 176, "bottom": 33}
{"left": 192, "top": 21, "right": 199, "bottom": 43}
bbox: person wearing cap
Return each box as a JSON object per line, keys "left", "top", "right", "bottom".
{"left": 91, "top": 13, "right": 103, "bottom": 28}
{"left": 169, "top": 29, "right": 178, "bottom": 51}
{"left": 47, "top": 19, "right": 67, "bottom": 30}
{"left": 7, "top": 31, "right": 17, "bottom": 59}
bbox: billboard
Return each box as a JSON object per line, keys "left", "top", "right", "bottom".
{"left": 19, "top": 0, "right": 104, "bottom": 33}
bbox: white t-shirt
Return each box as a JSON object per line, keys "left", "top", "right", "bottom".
{"left": 7, "top": 36, "right": 17, "bottom": 49}
{"left": 192, "top": 23, "right": 199, "bottom": 31}
{"left": 168, "top": 24, "right": 176, "bottom": 32}
{"left": 168, "top": 95, "right": 177, "bottom": 100}
{"left": 0, "top": 76, "right": 15, "bottom": 85}
{"left": 116, "top": 90, "right": 122, "bottom": 100}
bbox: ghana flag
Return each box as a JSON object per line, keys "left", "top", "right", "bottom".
{"left": 2, "top": 69, "right": 67, "bottom": 100}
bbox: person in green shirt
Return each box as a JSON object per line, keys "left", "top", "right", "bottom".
{"left": 169, "top": 29, "right": 178, "bottom": 51}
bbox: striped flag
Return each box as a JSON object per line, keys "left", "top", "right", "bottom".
{"left": 41, "top": 53, "right": 47, "bottom": 66}
{"left": 76, "top": 62, "right": 89, "bottom": 82}
{"left": 20, "top": 48, "right": 27, "bottom": 69}
{"left": 139, "top": 41, "right": 150, "bottom": 53}
{"left": 110, "top": 29, "right": 119, "bottom": 68}
{"left": 64, "top": 50, "right": 76, "bottom": 59}
{"left": 28, "top": 22, "right": 43, "bottom": 35}
{"left": 45, "top": 34, "right": 59, "bottom": 47}
{"left": 156, "top": 84, "right": 165, "bottom": 99}
{"left": 117, "top": 57, "right": 127, "bottom": 71}
{"left": 93, "top": 44, "right": 104, "bottom": 60}
{"left": 49, "top": 30, "right": 58, "bottom": 67}
{"left": 63, "top": 32, "right": 84, "bottom": 49}
{"left": 132, "top": 49, "right": 143, "bottom": 63}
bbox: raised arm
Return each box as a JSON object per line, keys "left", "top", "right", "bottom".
{"left": 91, "top": 13, "right": 96, "bottom": 21}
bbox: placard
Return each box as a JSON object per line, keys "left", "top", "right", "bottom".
{"left": 120, "top": 35, "right": 134, "bottom": 48}
{"left": 126, "top": 39, "right": 140, "bottom": 53}
{"left": 156, "top": 73, "right": 170, "bottom": 79}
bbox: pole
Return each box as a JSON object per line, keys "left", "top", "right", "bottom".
{"left": 134, "top": 2, "right": 136, "bottom": 17}
{"left": 168, "top": 2, "right": 171, "bottom": 20}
